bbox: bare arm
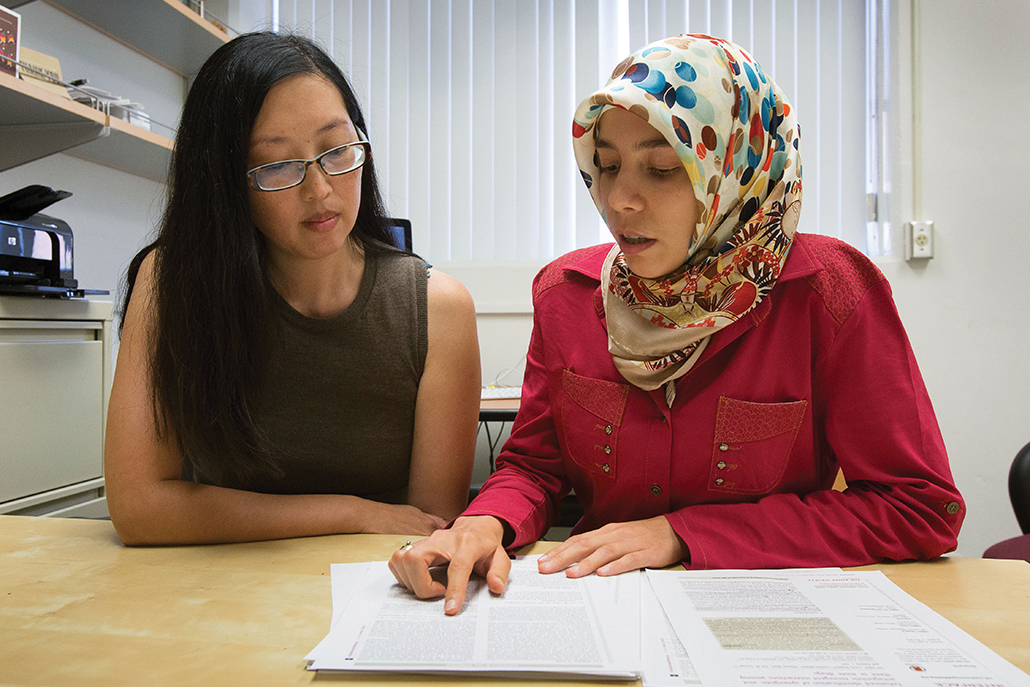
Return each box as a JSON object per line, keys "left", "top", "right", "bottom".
{"left": 406, "top": 267, "right": 481, "bottom": 521}
{"left": 104, "top": 253, "right": 446, "bottom": 545}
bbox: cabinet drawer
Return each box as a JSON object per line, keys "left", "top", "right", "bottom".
{"left": 0, "top": 339, "right": 104, "bottom": 503}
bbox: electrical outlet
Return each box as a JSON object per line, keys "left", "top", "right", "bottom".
{"left": 904, "top": 221, "right": 934, "bottom": 261}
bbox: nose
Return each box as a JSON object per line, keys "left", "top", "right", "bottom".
{"left": 299, "top": 160, "right": 333, "bottom": 200}
{"left": 605, "top": 168, "right": 644, "bottom": 214}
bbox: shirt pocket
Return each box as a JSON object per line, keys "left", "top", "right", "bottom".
{"left": 555, "top": 369, "right": 630, "bottom": 480}
{"left": 708, "top": 396, "right": 808, "bottom": 495}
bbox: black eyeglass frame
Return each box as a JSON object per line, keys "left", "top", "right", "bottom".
{"left": 246, "top": 138, "right": 371, "bottom": 192}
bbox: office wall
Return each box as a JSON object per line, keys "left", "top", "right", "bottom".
{"left": 877, "top": 0, "right": 1030, "bottom": 557}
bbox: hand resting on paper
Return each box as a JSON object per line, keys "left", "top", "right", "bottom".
{"left": 389, "top": 513, "right": 690, "bottom": 615}
{"left": 388, "top": 515, "right": 511, "bottom": 615}
{"left": 537, "top": 515, "right": 689, "bottom": 577}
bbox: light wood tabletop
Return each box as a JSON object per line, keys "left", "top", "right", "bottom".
{"left": 1, "top": 515, "right": 1027, "bottom": 686}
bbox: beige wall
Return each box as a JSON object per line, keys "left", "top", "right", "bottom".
{"left": 881, "top": 0, "right": 1030, "bottom": 556}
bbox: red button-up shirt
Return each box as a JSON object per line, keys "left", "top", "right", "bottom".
{"left": 466, "top": 233, "right": 964, "bottom": 569}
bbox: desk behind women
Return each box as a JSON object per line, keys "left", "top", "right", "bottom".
{"left": 1, "top": 515, "right": 1027, "bottom": 686}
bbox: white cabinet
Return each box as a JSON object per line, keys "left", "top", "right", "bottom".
{"left": 0, "top": 297, "right": 112, "bottom": 517}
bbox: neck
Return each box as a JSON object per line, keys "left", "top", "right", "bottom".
{"left": 266, "top": 240, "right": 366, "bottom": 319}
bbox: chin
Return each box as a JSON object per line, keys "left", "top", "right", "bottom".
{"left": 624, "top": 259, "right": 664, "bottom": 280}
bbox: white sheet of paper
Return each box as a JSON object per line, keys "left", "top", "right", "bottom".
{"left": 646, "top": 568, "right": 1030, "bottom": 687}
{"left": 304, "top": 562, "right": 374, "bottom": 663}
{"left": 308, "top": 556, "right": 641, "bottom": 679}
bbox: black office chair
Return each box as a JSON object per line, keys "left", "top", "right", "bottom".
{"left": 1009, "top": 441, "right": 1030, "bottom": 535}
{"left": 983, "top": 441, "right": 1030, "bottom": 562}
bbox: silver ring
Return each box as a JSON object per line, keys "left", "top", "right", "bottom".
{"left": 399, "top": 541, "right": 413, "bottom": 552}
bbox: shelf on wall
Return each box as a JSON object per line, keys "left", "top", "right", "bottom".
{"left": 7, "top": 0, "right": 229, "bottom": 77}
{"left": 67, "top": 114, "right": 174, "bottom": 183}
{"left": 0, "top": 71, "right": 105, "bottom": 170}
{"left": 0, "top": 71, "right": 174, "bottom": 183}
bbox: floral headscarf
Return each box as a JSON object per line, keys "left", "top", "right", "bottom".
{"left": 572, "top": 34, "right": 802, "bottom": 405}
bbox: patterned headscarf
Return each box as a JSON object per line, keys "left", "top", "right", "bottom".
{"left": 572, "top": 34, "right": 802, "bottom": 405}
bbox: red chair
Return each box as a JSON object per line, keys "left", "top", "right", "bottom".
{"left": 983, "top": 442, "right": 1030, "bottom": 563}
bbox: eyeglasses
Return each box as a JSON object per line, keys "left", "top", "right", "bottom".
{"left": 246, "top": 139, "right": 371, "bottom": 192}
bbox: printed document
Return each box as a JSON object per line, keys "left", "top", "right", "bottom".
{"left": 306, "top": 556, "right": 641, "bottom": 679}
{"left": 646, "top": 568, "right": 1030, "bottom": 687}
{"left": 306, "top": 563, "right": 1029, "bottom": 686}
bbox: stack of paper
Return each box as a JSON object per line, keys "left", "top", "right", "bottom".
{"left": 307, "top": 558, "right": 1030, "bottom": 686}
{"left": 307, "top": 557, "right": 640, "bottom": 679}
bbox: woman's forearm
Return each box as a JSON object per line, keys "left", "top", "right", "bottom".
{"left": 108, "top": 480, "right": 442, "bottom": 546}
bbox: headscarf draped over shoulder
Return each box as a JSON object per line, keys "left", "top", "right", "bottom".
{"left": 572, "top": 34, "right": 802, "bottom": 404}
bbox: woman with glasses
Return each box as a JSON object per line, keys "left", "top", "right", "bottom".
{"left": 390, "top": 34, "right": 964, "bottom": 614}
{"left": 104, "top": 32, "right": 480, "bottom": 545}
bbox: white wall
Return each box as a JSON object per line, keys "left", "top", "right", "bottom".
{"left": 878, "top": 0, "right": 1030, "bottom": 557}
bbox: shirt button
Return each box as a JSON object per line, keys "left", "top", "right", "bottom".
{"left": 714, "top": 477, "right": 725, "bottom": 486}
{"left": 602, "top": 463, "right": 611, "bottom": 473}
{"left": 660, "top": 415, "right": 668, "bottom": 423}
{"left": 946, "top": 501, "right": 960, "bottom": 514}
{"left": 603, "top": 445, "right": 612, "bottom": 455}
{"left": 716, "top": 461, "right": 727, "bottom": 469}
{"left": 604, "top": 425, "right": 613, "bottom": 435}
{"left": 719, "top": 443, "right": 729, "bottom": 452}
{"left": 650, "top": 484, "right": 662, "bottom": 495}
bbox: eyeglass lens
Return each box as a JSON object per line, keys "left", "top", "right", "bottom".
{"left": 251, "top": 143, "right": 367, "bottom": 191}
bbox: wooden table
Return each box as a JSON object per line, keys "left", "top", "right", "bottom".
{"left": 479, "top": 396, "right": 521, "bottom": 423}
{"left": 1, "top": 515, "right": 1028, "bottom": 686}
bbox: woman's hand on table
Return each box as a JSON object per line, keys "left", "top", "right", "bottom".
{"left": 388, "top": 515, "right": 510, "bottom": 615}
{"left": 537, "top": 515, "right": 688, "bottom": 577}
{"left": 362, "top": 502, "right": 448, "bottom": 536}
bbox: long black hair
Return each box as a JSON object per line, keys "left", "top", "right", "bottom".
{"left": 121, "top": 32, "right": 397, "bottom": 486}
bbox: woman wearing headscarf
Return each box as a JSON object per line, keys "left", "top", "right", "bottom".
{"left": 390, "top": 34, "right": 963, "bottom": 614}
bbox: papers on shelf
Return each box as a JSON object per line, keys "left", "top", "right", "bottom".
{"left": 17, "top": 47, "right": 68, "bottom": 99}
{"left": 307, "top": 561, "right": 1030, "bottom": 686}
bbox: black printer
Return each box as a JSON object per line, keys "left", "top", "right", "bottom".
{"left": 0, "top": 185, "right": 106, "bottom": 298}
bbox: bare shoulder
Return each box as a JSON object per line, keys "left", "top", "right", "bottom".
{"left": 424, "top": 267, "right": 478, "bottom": 360}
{"left": 426, "top": 267, "right": 475, "bottom": 317}
{"left": 122, "top": 249, "right": 161, "bottom": 333}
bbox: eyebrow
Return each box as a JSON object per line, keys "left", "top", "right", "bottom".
{"left": 250, "top": 119, "right": 355, "bottom": 148}
{"left": 595, "top": 135, "right": 673, "bottom": 151}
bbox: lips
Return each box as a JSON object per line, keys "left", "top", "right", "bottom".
{"left": 304, "top": 212, "right": 339, "bottom": 232}
{"left": 616, "top": 233, "right": 656, "bottom": 255}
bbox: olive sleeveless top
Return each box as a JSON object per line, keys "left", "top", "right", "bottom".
{"left": 222, "top": 251, "right": 428, "bottom": 501}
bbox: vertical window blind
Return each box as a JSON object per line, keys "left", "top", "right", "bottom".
{"left": 272, "top": 0, "right": 871, "bottom": 263}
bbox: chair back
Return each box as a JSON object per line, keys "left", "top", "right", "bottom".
{"left": 1011, "top": 442, "right": 1030, "bottom": 535}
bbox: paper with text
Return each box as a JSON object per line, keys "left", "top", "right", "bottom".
{"left": 645, "top": 569, "right": 1030, "bottom": 687}
{"left": 307, "top": 557, "right": 641, "bottom": 679}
